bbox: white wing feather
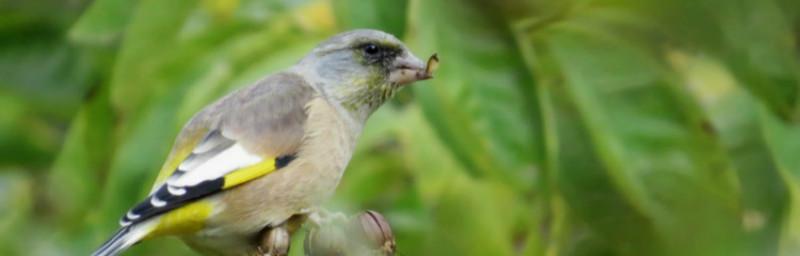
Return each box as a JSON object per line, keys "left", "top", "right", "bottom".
{"left": 168, "top": 143, "right": 262, "bottom": 187}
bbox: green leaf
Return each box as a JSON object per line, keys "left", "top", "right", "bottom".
{"left": 760, "top": 108, "right": 800, "bottom": 255}
{"left": 540, "top": 77, "right": 661, "bottom": 255}
{"left": 407, "top": 0, "right": 541, "bottom": 191}
{"left": 670, "top": 53, "right": 791, "bottom": 256}
{"left": 537, "top": 18, "right": 743, "bottom": 255}
{"left": 713, "top": 0, "right": 800, "bottom": 121}
{"left": 630, "top": 0, "right": 800, "bottom": 121}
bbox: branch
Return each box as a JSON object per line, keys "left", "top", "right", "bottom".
{"left": 257, "top": 210, "right": 396, "bottom": 256}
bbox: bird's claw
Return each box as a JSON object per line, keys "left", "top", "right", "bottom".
{"left": 258, "top": 225, "right": 290, "bottom": 256}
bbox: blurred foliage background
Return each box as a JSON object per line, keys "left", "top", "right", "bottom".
{"left": 1, "top": 0, "right": 799, "bottom": 255}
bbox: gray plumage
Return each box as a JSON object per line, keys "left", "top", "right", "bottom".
{"left": 176, "top": 72, "right": 328, "bottom": 255}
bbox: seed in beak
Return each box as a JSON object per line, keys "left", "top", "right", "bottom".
{"left": 425, "top": 53, "right": 439, "bottom": 77}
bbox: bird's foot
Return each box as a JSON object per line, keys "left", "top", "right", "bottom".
{"left": 257, "top": 225, "right": 290, "bottom": 256}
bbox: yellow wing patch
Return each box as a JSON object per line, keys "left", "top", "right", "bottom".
{"left": 145, "top": 201, "right": 213, "bottom": 239}
{"left": 143, "top": 158, "right": 278, "bottom": 238}
{"left": 222, "top": 158, "right": 277, "bottom": 189}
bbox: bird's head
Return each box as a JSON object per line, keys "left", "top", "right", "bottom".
{"left": 295, "top": 29, "right": 433, "bottom": 121}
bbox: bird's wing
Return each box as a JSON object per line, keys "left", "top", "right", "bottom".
{"left": 119, "top": 72, "right": 316, "bottom": 228}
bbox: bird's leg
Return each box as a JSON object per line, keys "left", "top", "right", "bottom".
{"left": 256, "top": 215, "right": 307, "bottom": 256}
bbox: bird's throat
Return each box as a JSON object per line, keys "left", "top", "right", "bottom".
{"left": 337, "top": 78, "right": 398, "bottom": 122}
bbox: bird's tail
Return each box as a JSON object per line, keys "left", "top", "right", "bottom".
{"left": 91, "top": 223, "right": 151, "bottom": 256}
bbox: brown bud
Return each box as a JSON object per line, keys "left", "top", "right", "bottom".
{"left": 260, "top": 226, "right": 290, "bottom": 256}
{"left": 352, "top": 210, "right": 396, "bottom": 256}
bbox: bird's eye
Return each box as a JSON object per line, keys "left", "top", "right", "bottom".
{"left": 363, "top": 44, "right": 380, "bottom": 56}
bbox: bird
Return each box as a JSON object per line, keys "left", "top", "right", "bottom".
{"left": 92, "top": 29, "right": 434, "bottom": 256}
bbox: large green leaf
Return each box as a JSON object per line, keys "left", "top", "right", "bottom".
{"left": 407, "top": 0, "right": 540, "bottom": 190}
{"left": 630, "top": 0, "right": 800, "bottom": 121}
{"left": 539, "top": 71, "right": 661, "bottom": 255}
{"left": 530, "top": 15, "right": 744, "bottom": 255}
{"left": 760, "top": 107, "right": 800, "bottom": 255}
{"left": 670, "top": 53, "right": 791, "bottom": 256}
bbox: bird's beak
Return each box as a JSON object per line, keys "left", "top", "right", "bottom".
{"left": 388, "top": 53, "right": 431, "bottom": 86}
